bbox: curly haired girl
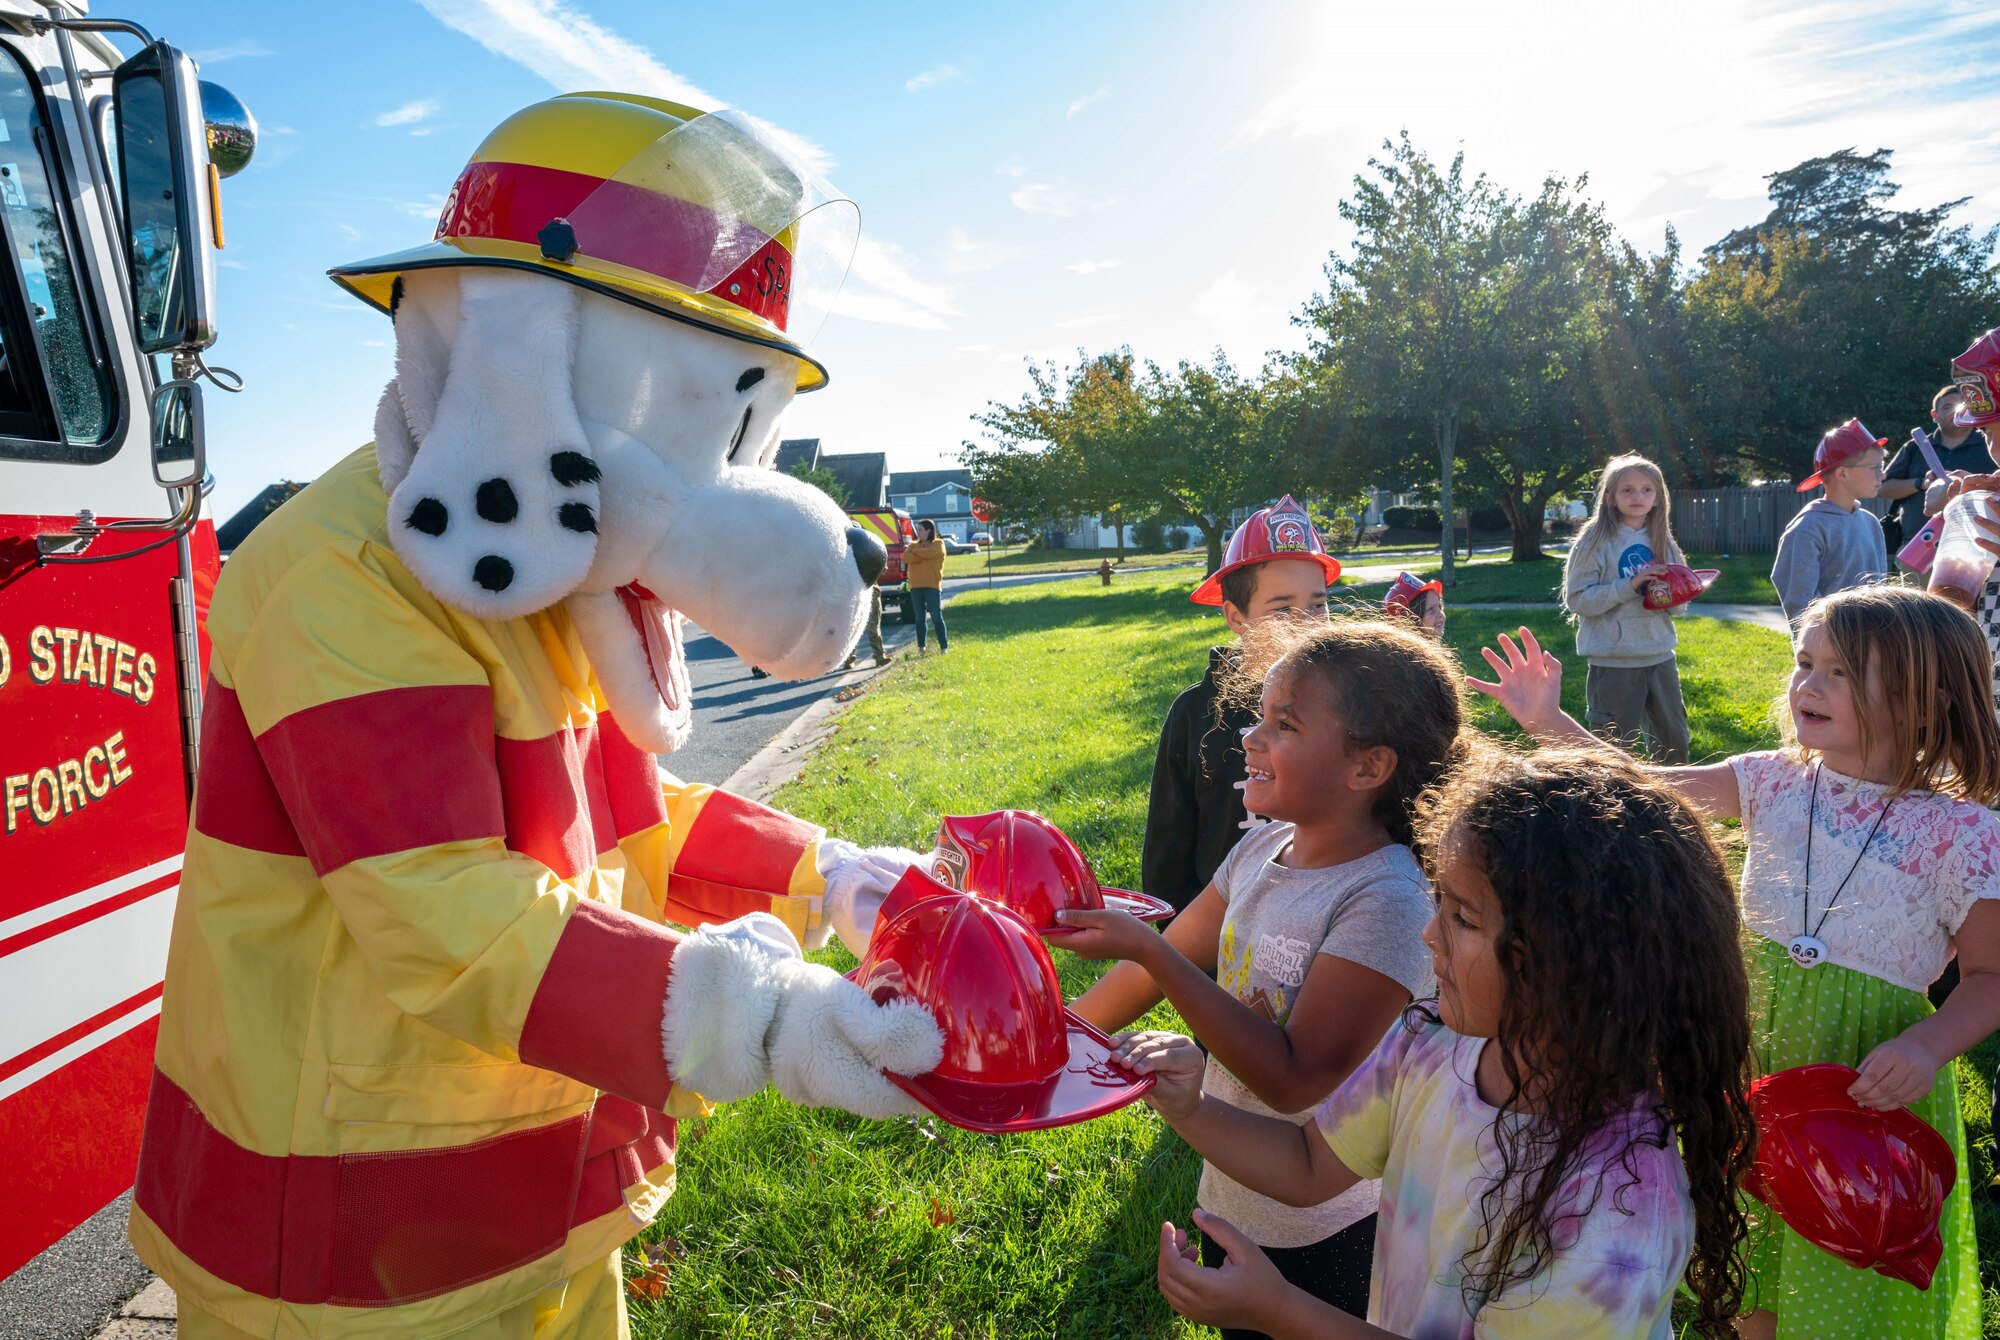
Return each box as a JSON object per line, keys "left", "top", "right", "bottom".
{"left": 1123, "top": 748, "right": 1755, "bottom": 1338}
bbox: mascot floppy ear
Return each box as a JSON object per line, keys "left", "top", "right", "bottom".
{"left": 376, "top": 267, "right": 601, "bottom": 621}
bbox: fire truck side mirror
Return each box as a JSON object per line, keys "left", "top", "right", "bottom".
{"left": 149, "top": 377, "right": 205, "bottom": 490}
{"left": 111, "top": 42, "right": 218, "bottom": 355}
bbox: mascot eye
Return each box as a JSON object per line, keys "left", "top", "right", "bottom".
{"left": 726, "top": 404, "right": 754, "bottom": 463}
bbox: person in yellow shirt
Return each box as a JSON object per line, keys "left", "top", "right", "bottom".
{"left": 903, "top": 519, "right": 949, "bottom": 653}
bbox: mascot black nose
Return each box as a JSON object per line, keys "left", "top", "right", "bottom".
{"left": 846, "top": 526, "right": 886, "bottom": 586}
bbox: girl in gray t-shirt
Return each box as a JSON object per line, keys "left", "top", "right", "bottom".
{"left": 1066, "top": 618, "right": 1461, "bottom": 1330}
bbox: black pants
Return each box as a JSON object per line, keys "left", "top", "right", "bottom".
{"left": 1198, "top": 1213, "right": 1376, "bottom": 1339}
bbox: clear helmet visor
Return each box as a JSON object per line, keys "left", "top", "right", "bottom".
{"left": 563, "top": 108, "right": 859, "bottom": 348}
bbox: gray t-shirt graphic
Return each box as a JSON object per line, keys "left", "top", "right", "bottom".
{"left": 1198, "top": 823, "right": 1434, "bottom": 1247}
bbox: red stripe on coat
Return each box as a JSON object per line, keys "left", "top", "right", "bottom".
{"left": 133, "top": 1069, "right": 673, "bottom": 1307}
{"left": 518, "top": 898, "right": 678, "bottom": 1109}
{"left": 193, "top": 682, "right": 306, "bottom": 857}
{"left": 493, "top": 723, "right": 618, "bottom": 879}
{"left": 671, "top": 789, "right": 816, "bottom": 897}
{"left": 597, "top": 713, "right": 669, "bottom": 839}
{"left": 663, "top": 872, "right": 797, "bottom": 932}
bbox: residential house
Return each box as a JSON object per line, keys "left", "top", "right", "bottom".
{"left": 887, "top": 468, "right": 982, "bottom": 542}
{"left": 818, "top": 450, "right": 887, "bottom": 509}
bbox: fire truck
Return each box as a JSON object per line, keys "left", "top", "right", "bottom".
{"left": 0, "top": 4, "right": 256, "bottom": 1281}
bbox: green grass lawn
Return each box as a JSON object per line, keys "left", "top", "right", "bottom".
{"left": 940, "top": 542, "right": 1206, "bottom": 580}
{"left": 637, "top": 565, "right": 2000, "bottom": 1337}
{"left": 1341, "top": 551, "right": 1780, "bottom": 607}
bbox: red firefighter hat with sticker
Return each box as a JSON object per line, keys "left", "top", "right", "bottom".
{"left": 927, "top": 810, "right": 1174, "bottom": 936}
{"left": 1190, "top": 495, "right": 1342, "bottom": 606}
{"left": 1797, "top": 418, "right": 1889, "bottom": 493}
{"left": 1951, "top": 328, "right": 2000, "bottom": 428}
{"left": 1745, "top": 1065, "right": 1955, "bottom": 1289}
{"left": 848, "top": 870, "right": 1153, "bottom": 1132}
{"left": 1382, "top": 571, "right": 1444, "bottom": 621}
{"left": 1640, "top": 565, "right": 1721, "bottom": 611}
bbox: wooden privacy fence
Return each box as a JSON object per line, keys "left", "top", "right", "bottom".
{"left": 1674, "top": 486, "right": 1887, "bottom": 554}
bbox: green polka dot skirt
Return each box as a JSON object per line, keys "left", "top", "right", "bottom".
{"left": 1742, "top": 935, "right": 1980, "bottom": 1338}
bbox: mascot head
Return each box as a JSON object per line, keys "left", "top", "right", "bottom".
{"left": 329, "top": 93, "right": 880, "bottom": 754}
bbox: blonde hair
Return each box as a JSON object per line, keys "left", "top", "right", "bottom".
{"left": 1564, "top": 455, "right": 1684, "bottom": 590}
{"left": 1794, "top": 586, "right": 2000, "bottom": 805}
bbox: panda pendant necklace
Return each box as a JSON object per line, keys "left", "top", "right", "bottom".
{"left": 1788, "top": 760, "right": 1894, "bottom": 970}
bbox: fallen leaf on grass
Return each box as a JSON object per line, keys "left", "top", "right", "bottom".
{"left": 626, "top": 1263, "right": 668, "bottom": 1300}
{"left": 865, "top": 1203, "right": 890, "bottom": 1221}
{"left": 928, "top": 1198, "right": 955, "bottom": 1227}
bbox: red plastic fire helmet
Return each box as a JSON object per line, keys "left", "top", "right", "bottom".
{"left": 1640, "top": 565, "right": 1720, "bottom": 611}
{"left": 1190, "top": 495, "right": 1342, "bottom": 606}
{"left": 1382, "top": 571, "right": 1444, "bottom": 621}
{"left": 850, "top": 870, "right": 1153, "bottom": 1132}
{"left": 1797, "top": 419, "right": 1890, "bottom": 492}
{"left": 1745, "top": 1065, "right": 1955, "bottom": 1290}
{"left": 929, "top": 810, "right": 1174, "bottom": 936}
{"left": 1952, "top": 328, "right": 2000, "bottom": 428}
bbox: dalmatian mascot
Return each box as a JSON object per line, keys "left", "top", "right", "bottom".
{"left": 129, "top": 93, "right": 941, "bottom": 1339}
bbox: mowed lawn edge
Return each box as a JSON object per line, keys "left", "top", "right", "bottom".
{"left": 635, "top": 565, "right": 2000, "bottom": 1338}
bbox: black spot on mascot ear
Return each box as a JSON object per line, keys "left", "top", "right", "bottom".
{"left": 473, "top": 555, "right": 515, "bottom": 591}
{"left": 558, "top": 501, "right": 597, "bottom": 534}
{"left": 476, "top": 478, "right": 520, "bottom": 523}
{"left": 389, "top": 276, "right": 406, "bottom": 317}
{"left": 550, "top": 451, "right": 601, "bottom": 487}
{"left": 406, "top": 497, "right": 448, "bottom": 536}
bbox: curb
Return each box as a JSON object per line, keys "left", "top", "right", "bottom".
{"left": 721, "top": 630, "right": 912, "bottom": 803}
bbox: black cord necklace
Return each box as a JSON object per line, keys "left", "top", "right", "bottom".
{"left": 1786, "top": 760, "right": 1895, "bottom": 969}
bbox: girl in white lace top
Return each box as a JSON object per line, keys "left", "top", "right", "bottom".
{"left": 1467, "top": 584, "right": 2000, "bottom": 1340}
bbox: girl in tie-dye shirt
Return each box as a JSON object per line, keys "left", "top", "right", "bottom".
{"left": 1120, "top": 750, "right": 1755, "bottom": 1338}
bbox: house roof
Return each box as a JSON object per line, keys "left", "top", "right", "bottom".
{"left": 887, "top": 468, "right": 972, "bottom": 497}
{"left": 216, "top": 481, "right": 308, "bottom": 554}
{"left": 819, "top": 451, "right": 887, "bottom": 508}
{"left": 772, "top": 438, "right": 820, "bottom": 476}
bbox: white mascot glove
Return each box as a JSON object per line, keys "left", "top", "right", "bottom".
{"left": 811, "top": 839, "right": 927, "bottom": 956}
{"left": 660, "top": 912, "right": 942, "bottom": 1119}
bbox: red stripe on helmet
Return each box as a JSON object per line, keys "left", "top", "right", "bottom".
{"left": 436, "top": 159, "right": 794, "bottom": 331}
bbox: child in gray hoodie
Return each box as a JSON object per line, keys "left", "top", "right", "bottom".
{"left": 1561, "top": 454, "right": 1691, "bottom": 763}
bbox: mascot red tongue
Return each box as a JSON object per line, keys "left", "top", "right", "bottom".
{"left": 129, "top": 93, "right": 937, "bottom": 1340}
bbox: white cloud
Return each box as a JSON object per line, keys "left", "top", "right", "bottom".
{"left": 946, "top": 227, "right": 1025, "bottom": 275}
{"left": 1067, "top": 258, "right": 1121, "bottom": 275}
{"left": 375, "top": 99, "right": 441, "bottom": 129}
{"left": 193, "top": 39, "right": 275, "bottom": 65}
{"left": 1192, "top": 269, "right": 1257, "bottom": 325}
{"left": 412, "top": 0, "right": 833, "bottom": 172}
{"left": 833, "top": 237, "right": 960, "bottom": 331}
{"left": 1052, "top": 312, "right": 1121, "bottom": 330}
{"left": 1010, "top": 182, "right": 1076, "bottom": 216}
{"left": 906, "top": 64, "right": 962, "bottom": 94}
{"left": 249, "top": 124, "right": 300, "bottom": 172}
{"left": 1066, "top": 88, "right": 1110, "bottom": 117}
{"left": 390, "top": 193, "right": 449, "bottom": 220}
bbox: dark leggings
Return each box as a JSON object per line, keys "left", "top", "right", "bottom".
{"left": 1199, "top": 1213, "right": 1376, "bottom": 1338}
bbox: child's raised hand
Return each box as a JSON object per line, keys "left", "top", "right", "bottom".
{"left": 1155, "top": 1211, "right": 1288, "bottom": 1331}
{"left": 1112, "top": 1029, "right": 1206, "bottom": 1120}
{"left": 1053, "top": 906, "right": 1157, "bottom": 962}
{"left": 1849, "top": 1034, "right": 1942, "bottom": 1111}
{"left": 1465, "top": 627, "right": 1564, "bottom": 730}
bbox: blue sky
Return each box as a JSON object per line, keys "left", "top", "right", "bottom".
{"left": 111, "top": 1, "right": 2000, "bottom": 519}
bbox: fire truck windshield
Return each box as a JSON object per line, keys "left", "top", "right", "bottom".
{"left": 0, "top": 41, "right": 114, "bottom": 460}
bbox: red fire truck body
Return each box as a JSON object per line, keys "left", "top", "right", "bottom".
{"left": 0, "top": 4, "right": 245, "bottom": 1280}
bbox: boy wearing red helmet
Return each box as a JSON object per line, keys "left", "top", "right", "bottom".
{"left": 1771, "top": 419, "right": 1890, "bottom": 624}
{"left": 1142, "top": 497, "right": 1339, "bottom": 912}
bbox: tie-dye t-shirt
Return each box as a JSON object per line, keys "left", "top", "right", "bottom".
{"left": 1201, "top": 825, "right": 1433, "bottom": 1247}
{"left": 1313, "top": 1017, "right": 1693, "bottom": 1338}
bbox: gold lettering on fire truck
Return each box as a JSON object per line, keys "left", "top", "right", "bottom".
{"left": 4, "top": 731, "right": 132, "bottom": 834}
{"left": 26, "top": 624, "right": 157, "bottom": 702}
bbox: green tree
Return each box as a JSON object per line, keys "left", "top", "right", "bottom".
{"left": 1298, "top": 133, "right": 1514, "bottom": 585}
{"left": 1129, "top": 353, "right": 1288, "bottom": 573}
{"left": 787, "top": 461, "right": 850, "bottom": 509}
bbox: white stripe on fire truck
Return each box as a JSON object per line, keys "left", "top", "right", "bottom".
{"left": 0, "top": 854, "right": 183, "bottom": 943}
{"left": 0, "top": 886, "right": 176, "bottom": 1083}
{"left": 0, "top": 993, "right": 161, "bottom": 1105}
